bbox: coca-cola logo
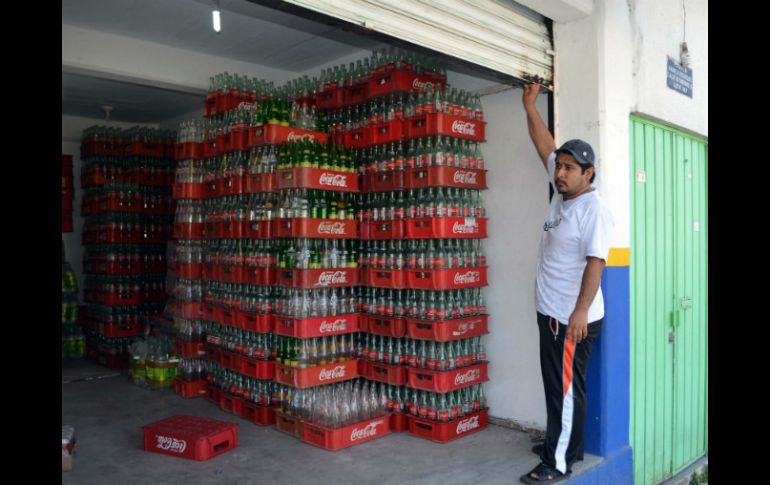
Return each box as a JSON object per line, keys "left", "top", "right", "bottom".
{"left": 317, "top": 271, "right": 348, "bottom": 286}
{"left": 456, "top": 416, "right": 480, "bottom": 434}
{"left": 319, "top": 365, "right": 347, "bottom": 381}
{"left": 454, "top": 368, "right": 481, "bottom": 385}
{"left": 454, "top": 271, "right": 480, "bottom": 285}
{"left": 452, "top": 222, "right": 479, "bottom": 234}
{"left": 319, "top": 319, "right": 348, "bottom": 333}
{"left": 350, "top": 420, "right": 384, "bottom": 441}
{"left": 317, "top": 222, "right": 347, "bottom": 235}
{"left": 319, "top": 173, "right": 348, "bottom": 187}
{"left": 452, "top": 319, "right": 481, "bottom": 336}
{"left": 451, "top": 120, "right": 477, "bottom": 136}
{"left": 412, "top": 79, "right": 435, "bottom": 91}
{"left": 453, "top": 171, "right": 478, "bottom": 185}
{"left": 156, "top": 435, "right": 187, "bottom": 454}
{"left": 287, "top": 132, "right": 315, "bottom": 142}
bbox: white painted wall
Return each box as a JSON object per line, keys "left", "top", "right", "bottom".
{"left": 62, "top": 115, "right": 159, "bottom": 302}
{"left": 481, "top": 89, "right": 551, "bottom": 428}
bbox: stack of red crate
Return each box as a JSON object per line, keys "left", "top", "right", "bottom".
{"left": 62, "top": 155, "right": 74, "bottom": 232}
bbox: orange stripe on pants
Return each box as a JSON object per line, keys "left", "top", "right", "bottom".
{"left": 563, "top": 339, "right": 575, "bottom": 397}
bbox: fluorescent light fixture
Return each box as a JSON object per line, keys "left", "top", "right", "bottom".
{"left": 212, "top": 2, "right": 221, "bottom": 33}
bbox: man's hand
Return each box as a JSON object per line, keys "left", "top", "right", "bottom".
{"left": 522, "top": 83, "right": 541, "bottom": 109}
{"left": 567, "top": 307, "right": 589, "bottom": 344}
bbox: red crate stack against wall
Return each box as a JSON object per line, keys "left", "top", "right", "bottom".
{"left": 79, "top": 126, "right": 176, "bottom": 369}
{"left": 62, "top": 154, "right": 74, "bottom": 232}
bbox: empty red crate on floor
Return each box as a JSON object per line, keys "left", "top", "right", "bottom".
{"left": 274, "top": 313, "right": 360, "bottom": 338}
{"left": 302, "top": 415, "right": 391, "bottom": 451}
{"left": 174, "top": 378, "right": 207, "bottom": 398}
{"left": 367, "top": 361, "right": 408, "bottom": 386}
{"left": 239, "top": 356, "right": 275, "bottom": 380}
{"left": 408, "top": 362, "right": 489, "bottom": 393}
{"left": 366, "top": 267, "right": 408, "bottom": 289}
{"left": 277, "top": 268, "right": 359, "bottom": 288}
{"left": 405, "top": 217, "right": 488, "bottom": 239}
{"left": 364, "top": 314, "right": 406, "bottom": 337}
{"left": 275, "top": 218, "right": 358, "bottom": 239}
{"left": 275, "top": 411, "right": 304, "bottom": 439}
{"left": 407, "top": 267, "right": 488, "bottom": 290}
{"left": 143, "top": 415, "right": 239, "bottom": 461}
{"left": 240, "top": 402, "right": 276, "bottom": 426}
{"left": 276, "top": 167, "right": 359, "bottom": 192}
{"left": 406, "top": 315, "right": 489, "bottom": 341}
{"left": 406, "top": 113, "right": 486, "bottom": 142}
{"left": 275, "top": 359, "right": 359, "bottom": 388}
{"left": 405, "top": 167, "right": 487, "bottom": 190}
{"left": 408, "top": 408, "right": 488, "bottom": 443}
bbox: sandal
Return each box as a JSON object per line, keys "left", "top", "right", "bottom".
{"left": 520, "top": 462, "right": 571, "bottom": 484}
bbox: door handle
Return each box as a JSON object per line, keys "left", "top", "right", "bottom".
{"left": 679, "top": 297, "right": 693, "bottom": 310}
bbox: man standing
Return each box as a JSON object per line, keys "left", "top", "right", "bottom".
{"left": 520, "top": 83, "right": 614, "bottom": 484}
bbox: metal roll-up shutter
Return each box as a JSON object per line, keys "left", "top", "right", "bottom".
{"left": 280, "top": 0, "right": 553, "bottom": 87}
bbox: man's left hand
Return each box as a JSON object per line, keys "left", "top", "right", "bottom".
{"left": 567, "top": 308, "right": 589, "bottom": 343}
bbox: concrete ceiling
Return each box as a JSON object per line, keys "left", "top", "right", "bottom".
{"left": 62, "top": 0, "right": 381, "bottom": 123}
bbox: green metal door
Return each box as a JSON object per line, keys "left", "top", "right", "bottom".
{"left": 630, "top": 116, "right": 708, "bottom": 485}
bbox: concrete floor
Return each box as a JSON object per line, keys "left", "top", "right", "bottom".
{"left": 62, "top": 359, "right": 601, "bottom": 485}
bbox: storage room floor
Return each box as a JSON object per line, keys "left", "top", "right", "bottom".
{"left": 62, "top": 359, "right": 601, "bottom": 484}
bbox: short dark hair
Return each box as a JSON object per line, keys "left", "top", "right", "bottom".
{"left": 578, "top": 163, "right": 596, "bottom": 184}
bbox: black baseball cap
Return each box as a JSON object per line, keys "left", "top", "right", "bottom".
{"left": 555, "top": 139, "right": 595, "bottom": 166}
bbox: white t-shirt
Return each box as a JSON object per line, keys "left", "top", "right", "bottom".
{"left": 535, "top": 152, "right": 614, "bottom": 324}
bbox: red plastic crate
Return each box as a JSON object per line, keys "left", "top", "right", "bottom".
{"left": 364, "top": 314, "right": 406, "bottom": 337}
{"left": 233, "top": 311, "right": 274, "bottom": 333}
{"left": 274, "top": 359, "right": 359, "bottom": 388}
{"left": 277, "top": 268, "right": 359, "bottom": 288}
{"left": 405, "top": 217, "right": 487, "bottom": 239}
{"left": 176, "top": 262, "right": 205, "bottom": 280}
{"left": 175, "top": 142, "right": 204, "bottom": 161}
{"left": 274, "top": 313, "right": 360, "bottom": 339}
{"left": 98, "top": 321, "right": 144, "bottom": 338}
{"left": 275, "top": 411, "right": 304, "bottom": 439}
{"left": 366, "top": 267, "right": 408, "bottom": 289}
{"left": 236, "top": 220, "right": 273, "bottom": 240}
{"left": 408, "top": 408, "right": 488, "bottom": 443}
{"left": 204, "top": 383, "right": 221, "bottom": 403}
{"left": 302, "top": 415, "right": 391, "bottom": 451}
{"left": 275, "top": 218, "right": 358, "bottom": 239}
{"left": 407, "top": 267, "right": 488, "bottom": 290}
{"left": 248, "top": 125, "right": 328, "bottom": 147}
{"left": 174, "top": 378, "right": 207, "bottom": 398}
{"left": 363, "top": 170, "right": 406, "bottom": 192}
{"left": 406, "top": 113, "right": 486, "bottom": 142}
{"left": 369, "top": 120, "right": 406, "bottom": 145}
{"left": 367, "top": 361, "right": 408, "bottom": 386}
{"left": 219, "top": 350, "right": 242, "bottom": 372}
{"left": 244, "top": 172, "right": 277, "bottom": 193}
{"left": 239, "top": 265, "right": 276, "bottom": 286}
{"left": 173, "top": 223, "right": 206, "bottom": 240}
{"left": 220, "top": 392, "right": 244, "bottom": 416}
{"left": 405, "top": 167, "right": 487, "bottom": 190}
{"left": 239, "top": 356, "right": 275, "bottom": 380}
{"left": 343, "top": 128, "right": 369, "bottom": 149}
{"left": 390, "top": 412, "right": 408, "bottom": 433}
{"left": 407, "top": 362, "right": 489, "bottom": 393}
{"left": 174, "top": 301, "right": 204, "bottom": 319}
{"left": 343, "top": 84, "right": 369, "bottom": 106}
{"left": 368, "top": 70, "right": 440, "bottom": 98}
{"left": 315, "top": 87, "right": 345, "bottom": 110}
{"left": 406, "top": 315, "right": 489, "bottom": 341}
{"left": 276, "top": 167, "right": 359, "bottom": 192}
{"left": 143, "top": 415, "right": 239, "bottom": 461}
{"left": 240, "top": 402, "right": 276, "bottom": 426}
{"left": 173, "top": 340, "right": 207, "bottom": 358}
{"left": 88, "top": 350, "right": 129, "bottom": 369}
{"left": 366, "top": 220, "right": 406, "bottom": 240}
